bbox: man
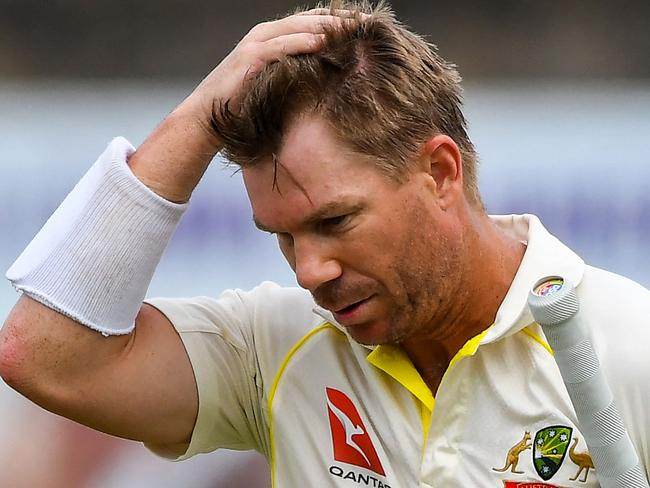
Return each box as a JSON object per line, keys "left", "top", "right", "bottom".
{"left": 1, "top": 2, "right": 649, "bottom": 487}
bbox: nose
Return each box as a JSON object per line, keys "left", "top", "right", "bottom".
{"left": 293, "top": 236, "right": 342, "bottom": 292}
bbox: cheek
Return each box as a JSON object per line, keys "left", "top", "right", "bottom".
{"left": 340, "top": 232, "right": 405, "bottom": 286}
{"left": 346, "top": 212, "right": 413, "bottom": 269}
{"left": 277, "top": 235, "right": 295, "bottom": 269}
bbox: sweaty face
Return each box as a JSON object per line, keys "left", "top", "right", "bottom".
{"left": 242, "top": 115, "right": 464, "bottom": 346}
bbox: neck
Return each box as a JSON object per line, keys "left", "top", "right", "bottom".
{"left": 402, "top": 211, "right": 526, "bottom": 393}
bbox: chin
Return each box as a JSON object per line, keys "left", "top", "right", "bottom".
{"left": 346, "top": 319, "right": 406, "bottom": 347}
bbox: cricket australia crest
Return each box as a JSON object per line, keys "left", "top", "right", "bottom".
{"left": 532, "top": 425, "right": 572, "bottom": 481}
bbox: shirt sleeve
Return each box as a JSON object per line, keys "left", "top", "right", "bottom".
{"left": 144, "top": 290, "right": 268, "bottom": 460}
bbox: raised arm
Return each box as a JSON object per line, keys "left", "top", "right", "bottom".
{"left": 0, "top": 13, "right": 338, "bottom": 456}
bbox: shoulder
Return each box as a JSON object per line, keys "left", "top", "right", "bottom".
{"left": 147, "top": 281, "right": 320, "bottom": 342}
{"left": 578, "top": 266, "right": 650, "bottom": 357}
{"left": 146, "top": 281, "right": 329, "bottom": 379}
{"left": 576, "top": 266, "right": 650, "bottom": 390}
{"left": 577, "top": 265, "right": 650, "bottom": 341}
{"left": 576, "top": 266, "right": 650, "bottom": 461}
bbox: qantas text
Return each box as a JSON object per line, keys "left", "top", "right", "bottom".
{"left": 329, "top": 465, "right": 391, "bottom": 488}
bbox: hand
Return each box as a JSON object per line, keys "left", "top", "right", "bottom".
{"left": 129, "top": 10, "right": 359, "bottom": 202}
{"left": 180, "top": 12, "right": 347, "bottom": 150}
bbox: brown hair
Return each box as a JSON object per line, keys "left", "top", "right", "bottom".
{"left": 212, "top": 1, "right": 483, "bottom": 208}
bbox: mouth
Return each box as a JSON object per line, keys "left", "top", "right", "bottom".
{"left": 332, "top": 296, "right": 373, "bottom": 324}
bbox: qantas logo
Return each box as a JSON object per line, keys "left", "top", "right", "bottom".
{"left": 326, "top": 387, "right": 386, "bottom": 476}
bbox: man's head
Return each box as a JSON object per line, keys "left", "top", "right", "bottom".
{"left": 243, "top": 114, "right": 471, "bottom": 346}
{"left": 218, "top": 1, "right": 486, "bottom": 346}
{"left": 214, "top": 0, "right": 483, "bottom": 208}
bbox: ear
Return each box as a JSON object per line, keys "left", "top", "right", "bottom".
{"left": 419, "top": 134, "right": 463, "bottom": 209}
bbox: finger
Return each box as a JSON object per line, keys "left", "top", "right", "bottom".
{"left": 247, "top": 15, "right": 343, "bottom": 42}
{"left": 298, "top": 8, "right": 358, "bottom": 17}
{"left": 257, "top": 32, "right": 326, "bottom": 63}
{"left": 298, "top": 8, "right": 371, "bottom": 20}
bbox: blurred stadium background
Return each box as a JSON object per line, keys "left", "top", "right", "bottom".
{"left": 1, "top": 1, "right": 649, "bottom": 486}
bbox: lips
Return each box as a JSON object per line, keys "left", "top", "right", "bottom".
{"left": 331, "top": 296, "right": 374, "bottom": 325}
{"left": 333, "top": 297, "right": 370, "bottom": 314}
{"left": 335, "top": 302, "right": 357, "bottom": 314}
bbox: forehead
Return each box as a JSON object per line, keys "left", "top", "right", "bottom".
{"left": 242, "top": 115, "right": 395, "bottom": 228}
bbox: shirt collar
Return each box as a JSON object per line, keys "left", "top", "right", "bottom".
{"left": 482, "top": 213, "right": 584, "bottom": 343}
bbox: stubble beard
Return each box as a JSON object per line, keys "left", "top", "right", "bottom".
{"left": 379, "top": 231, "right": 464, "bottom": 347}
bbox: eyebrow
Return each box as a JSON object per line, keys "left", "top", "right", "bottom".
{"left": 253, "top": 200, "right": 365, "bottom": 234}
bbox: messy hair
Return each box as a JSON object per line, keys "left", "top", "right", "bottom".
{"left": 212, "top": 1, "right": 483, "bottom": 208}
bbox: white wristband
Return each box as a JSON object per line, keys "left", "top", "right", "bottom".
{"left": 6, "top": 137, "right": 188, "bottom": 335}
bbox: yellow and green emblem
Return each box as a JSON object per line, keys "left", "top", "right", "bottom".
{"left": 533, "top": 425, "right": 573, "bottom": 481}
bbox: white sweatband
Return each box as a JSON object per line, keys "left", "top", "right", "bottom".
{"left": 6, "top": 137, "right": 188, "bottom": 335}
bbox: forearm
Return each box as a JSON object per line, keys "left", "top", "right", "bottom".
{"left": 128, "top": 99, "right": 222, "bottom": 203}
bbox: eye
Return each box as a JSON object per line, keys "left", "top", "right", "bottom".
{"left": 318, "top": 214, "right": 351, "bottom": 233}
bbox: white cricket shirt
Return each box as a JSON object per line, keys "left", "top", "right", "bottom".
{"left": 147, "top": 214, "right": 650, "bottom": 488}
